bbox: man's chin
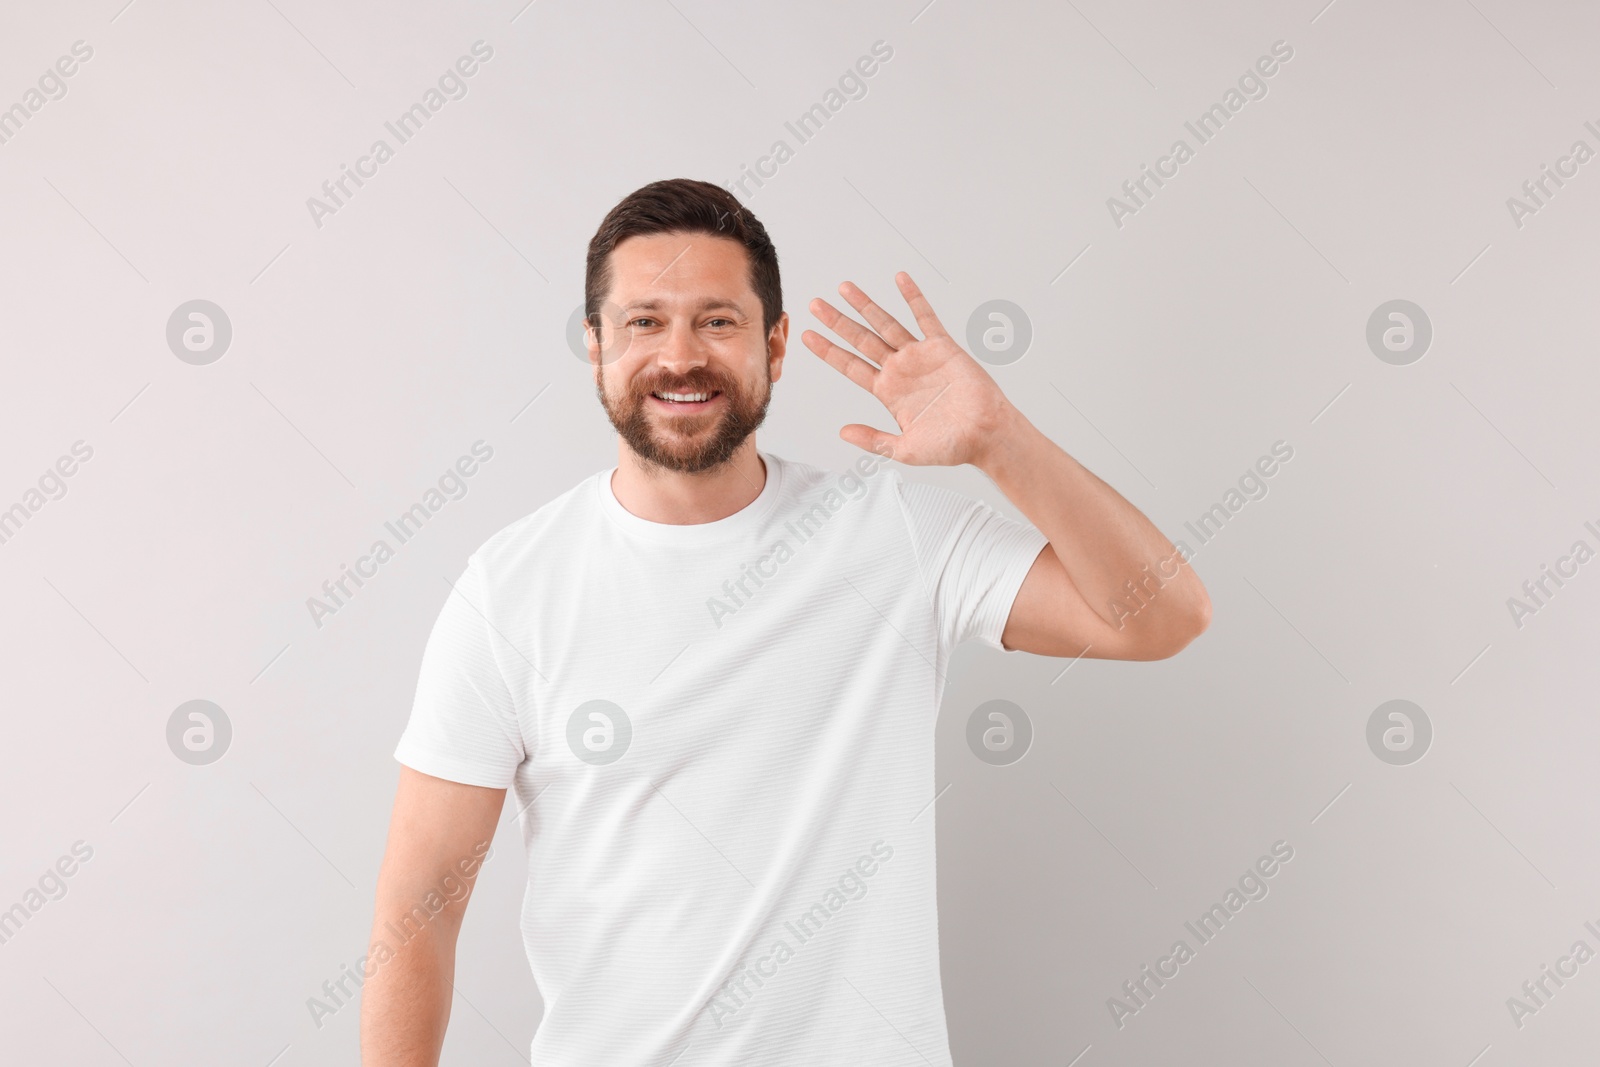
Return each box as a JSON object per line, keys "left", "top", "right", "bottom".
{"left": 643, "top": 412, "right": 719, "bottom": 445}
{"left": 602, "top": 390, "right": 767, "bottom": 473}
{"left": 632, "top": 427, "right": 750, "bottom": 473}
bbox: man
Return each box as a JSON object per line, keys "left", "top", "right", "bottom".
{"left": 361, "top": 178, "right": 1210, "bottom": 1065}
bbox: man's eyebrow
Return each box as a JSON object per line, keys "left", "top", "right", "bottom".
{"left": 620, "top": 298, "right": 748, "bottom": 316}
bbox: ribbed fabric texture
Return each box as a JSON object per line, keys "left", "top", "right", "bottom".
{"left": 394, "top": 450, "right": 1049, "bottom": 1065}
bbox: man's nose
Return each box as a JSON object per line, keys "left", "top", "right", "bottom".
{"left": 656, "top": 321, "right": 706, "bottom": 373}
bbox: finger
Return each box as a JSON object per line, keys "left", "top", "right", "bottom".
{"left": 800, "top": 328, "right": 879, "bottom": 394}
{"left": 808, "top": 297, "right": 895, "bottom": 364}
{"left": 840, "top": 423, "right": 902, "bottom": 459}
{"left": 894, "top": 272, "right": 948, "bottom": 339}
{"left": 838, "top": 280, "right": 919, "bottom": 348}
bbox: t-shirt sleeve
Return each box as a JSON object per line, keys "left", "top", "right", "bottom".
{"left": 894, "top": 473, "right": 1050, "bottom": 653}
{"left": 393, "top": 552, "right": 526, "bottom": 788}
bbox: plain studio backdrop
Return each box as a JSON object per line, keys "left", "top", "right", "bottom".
{"left": 2, "top": 1, "right": 1598, "bottom": 1064}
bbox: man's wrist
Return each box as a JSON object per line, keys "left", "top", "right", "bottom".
{"left": 971, "top": 401, "right": 1035, "bottom": 478}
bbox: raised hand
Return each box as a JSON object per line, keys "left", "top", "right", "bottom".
{"left": 801, "top": 272, "right": 1017, "bottom": 468}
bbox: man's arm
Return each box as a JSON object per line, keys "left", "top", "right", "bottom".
{"left": 977, "top": 411, "right": 1211, "bottom": 661}
{"left": 361, "top": 766, "right": 506, "bottom": 1066}
{"left": 800, "top": 271, "right": 1210, "bottom": 661}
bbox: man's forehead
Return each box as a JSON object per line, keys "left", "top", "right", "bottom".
{"left": 609, "top": 232, "right": 753, "bottom": 307}
{"left": 612, "top": 232, "right": 747, "bottom": 277}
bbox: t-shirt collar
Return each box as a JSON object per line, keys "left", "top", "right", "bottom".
{"left": 598, "top": 450, "right": 783, "bottom": 545}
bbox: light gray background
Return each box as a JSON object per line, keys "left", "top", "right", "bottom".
{"left": 2, "top": 0, "right": 1597, "bottom": 1064}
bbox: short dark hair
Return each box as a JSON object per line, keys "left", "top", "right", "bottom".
{"left": 584, "top": 178, "right": 783, "bottom": 341}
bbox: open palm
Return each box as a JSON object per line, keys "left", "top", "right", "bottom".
{"left": 801, "top": 272, "right": 1015, "bottom": 468}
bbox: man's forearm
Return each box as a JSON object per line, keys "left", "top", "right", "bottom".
{"left": 976, "top": 405, "right": 1211, "bottom": 643}
{"left": 360, "top": 908, "right": 459, "bottom": 1066}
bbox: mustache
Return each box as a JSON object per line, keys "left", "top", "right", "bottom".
{"left": 639, "top": 374, "right": 731, "bottom": 395}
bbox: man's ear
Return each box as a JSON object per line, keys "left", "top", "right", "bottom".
{"left": 586, "top": 302, "right": 632, "bottom": 369}
{"left": 585, "top": 315, "right": 602, "bottom": 369}
{"left": 767, "top": 311, "right": 790, "bottom": 383}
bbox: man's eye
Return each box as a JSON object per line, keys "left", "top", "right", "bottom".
{"left": 629, "top": 318, "right": 657, "bottom": 328}
{"left": 706, "top": 318, "right": 734, "bottom": 328}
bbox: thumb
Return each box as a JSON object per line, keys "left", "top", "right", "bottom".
{"left": 840, "top": 424, "right": 900, "bottom": 461}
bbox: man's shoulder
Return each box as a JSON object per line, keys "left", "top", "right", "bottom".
{"left": 469, "top": 467, "right": 600, "bottom": 570}
{"left": 775, "top": 448, "right": 903, "bottom": 503}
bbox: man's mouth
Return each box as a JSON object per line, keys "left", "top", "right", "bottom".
{"left": 649, "top": 390, "right": 723, "bottom": 411}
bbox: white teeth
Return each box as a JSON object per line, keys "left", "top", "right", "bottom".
{"left": 656, "top": 391, "right": 713, "bottom": 402}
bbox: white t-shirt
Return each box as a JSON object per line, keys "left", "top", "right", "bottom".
{"left": 395, "top": 448, "right": 1048, "bottom": 1066}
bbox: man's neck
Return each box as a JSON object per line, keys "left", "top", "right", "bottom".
{"left": 610, "top": 444, "right": 767, "bottom": 525}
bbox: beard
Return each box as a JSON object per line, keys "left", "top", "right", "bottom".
{"left": 596, "top": 355, "right": 773, "bottom": 475}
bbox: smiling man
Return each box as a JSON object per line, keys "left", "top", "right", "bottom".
{"left": 361, "top": 178, "right": 1210, "bottom": 1066}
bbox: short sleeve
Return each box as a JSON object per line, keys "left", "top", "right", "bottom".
{"left": 393, "top": 552, "right": 526, "bottom": 787}
{"left": 894, "top": 474, "right": 1050, "bottom": 653}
